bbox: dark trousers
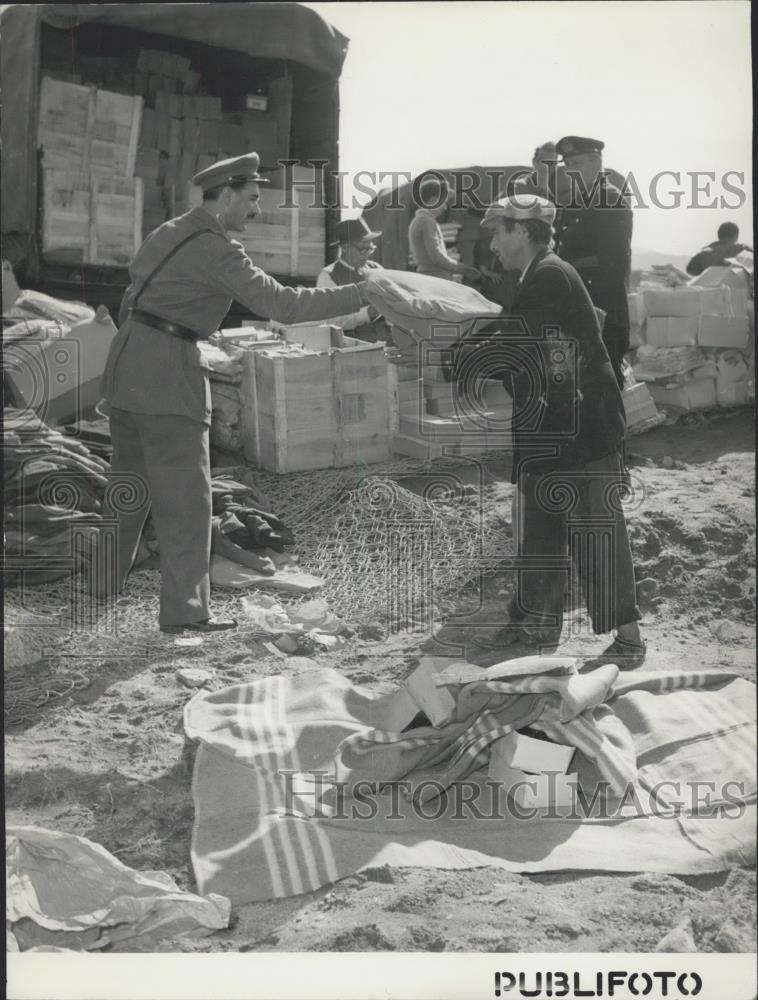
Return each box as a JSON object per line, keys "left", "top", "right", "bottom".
{"left": 513, "top": 452, "right": 640, "bottom": 635}
{"left": 601, "top": 319, "right": 628, "bottom": 390}
{"left": 105, "top": 407, "right": 212, "bottom": 627}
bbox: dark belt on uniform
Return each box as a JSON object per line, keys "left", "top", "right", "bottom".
{"left": 129, "top": 307, "right": 201, "bottom": 342}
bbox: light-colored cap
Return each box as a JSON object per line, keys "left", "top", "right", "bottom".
{"left": 481, "top": 194, "right": 557, "bottom": 228}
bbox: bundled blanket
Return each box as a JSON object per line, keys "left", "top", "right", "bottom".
{"left": 185, "top": 660, "right": 756, "bottom": 903}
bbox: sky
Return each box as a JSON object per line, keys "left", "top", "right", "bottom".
{"left": 304, "top": 0, "right": 753, "bottom": 257}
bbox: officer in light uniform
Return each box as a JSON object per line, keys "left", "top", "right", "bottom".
{"left": 101, "top": 152, "right": 370, "bottom": 633}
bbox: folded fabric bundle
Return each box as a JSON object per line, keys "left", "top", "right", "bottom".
{"left": 364, "top": 269, "right": 502, "bottom": 344}
{"left": 4, "top": 289, "right": 94, "bottom": 327}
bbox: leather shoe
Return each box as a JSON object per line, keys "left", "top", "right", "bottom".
{"left": 161, "top": 617, "right": 238, "bottom": 635}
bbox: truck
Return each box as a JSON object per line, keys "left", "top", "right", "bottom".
{"left": 1, "top": 2, "right": 349, "bottom": 316}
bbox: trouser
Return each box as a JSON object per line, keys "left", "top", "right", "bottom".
{"left": 105, "top": 408, "right": 212, "bottom": 627}
{"left": 512, "top": 452, "right": 641, "bottom": 636}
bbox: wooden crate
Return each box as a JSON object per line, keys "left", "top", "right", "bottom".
{"left": 42, "top": 169, "right": 142, "bottom": 267}
{"left": 239, "top": 340, "right": 395, "bottom": 472}
{"left": 38, "top": 77, "right": 142, "bottom": 178}
{"left": 90, "top": 176, "right": 143, "bottom": 266}
{"left": 41, "top": 170, "right": 92, "bottom": 263}
{"left": 239, "top": 186, "right": 325, "bottom": 278}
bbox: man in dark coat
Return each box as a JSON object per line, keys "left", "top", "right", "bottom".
{"left": 475, "top": 194, "right": 644, "bottom": 666}
{"left": 686, "top": 222, "right": 752, "bottom": 276}
{"left": 100, "top": 152, "right": 370, "bottom": 633}
{"left": 550, "top": 136, "right": 633, "bottom": 389}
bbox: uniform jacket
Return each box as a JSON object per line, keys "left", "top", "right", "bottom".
{"left": 553, "top": 173, "right": 632, "bottom": 347}
{"left": 408, "top": 208, "right": 460, "bottom": 279}
{"left": 487, "top": 249, "right": 626, "bottom": 483}
{"left": 316, "top": 257, "right": 383, "bottom": 331}
{"left": 686, "top": 239, "right": 751, "bottom": 277}
{"left": 102, "top": 206, "right": 363, "bottom": 424}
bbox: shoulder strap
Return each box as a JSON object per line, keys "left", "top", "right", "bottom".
{"left": 132, "top": 228, "right": 218, "bottom": 307}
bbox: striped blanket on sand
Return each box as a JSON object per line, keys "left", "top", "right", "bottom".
{"left": 185, "top": 659, "right": 756, "bottom": 903}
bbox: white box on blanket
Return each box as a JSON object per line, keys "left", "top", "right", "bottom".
{"left": 381, "top": 685, "right": 423, "bottom": 733}
{"left": 512, "top": 772, "right": 578, "bottom": 811}
{"left": 404, "top": 659, "right": 457, "bottom": 727}
{"left": 488, "top": 736, "right": 578, "bottom": 810}
{"left": 510, "top": 733, "right": 575, "bottom": 775}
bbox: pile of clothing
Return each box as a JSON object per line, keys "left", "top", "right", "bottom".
{"left": 4, "top": 409, "right": 110, "bottom": 584}
{"left": 211, "top": 471, "right": 294, "bottom": 576}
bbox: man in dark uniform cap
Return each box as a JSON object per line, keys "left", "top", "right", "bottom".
{"left": 473, "top": 194, "right": 645, "bottom": 666}
{"left": 548, "top": 136, "right": 633, "bottom": 389}
{"left": 100, "top": 152, "right": 371, "bottom": 633}
{"left": 316, "top": 217, "right": 386, "bottom": 341}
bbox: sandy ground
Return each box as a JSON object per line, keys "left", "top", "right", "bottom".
{"left": 5, "top": 407, "right": 756, "bottom": 954}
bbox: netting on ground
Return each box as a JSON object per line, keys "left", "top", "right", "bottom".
{"left": 4, "top": 457, "right": 513, "bottom": 668}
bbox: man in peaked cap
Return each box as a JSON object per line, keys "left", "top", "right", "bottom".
{"left": 470, "top": 194, "right": 645, "bottom": 666}
{"left": 315, "top": 217, "right": 386, "bottom": 341}
{"left": 99, "top": 152, "right": 373, "bottom": 633}
{"left": 550, "top": 135, "right": 633, "bottom": 388}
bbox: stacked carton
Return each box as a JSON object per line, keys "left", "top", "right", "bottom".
{"left": 631, "top": 268, "right": 754, "bottom": 411}
{"left": 38, "top": 77, "right": 143, "bottom": 266}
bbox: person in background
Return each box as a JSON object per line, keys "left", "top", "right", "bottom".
{"left": 475, "top": 194, "right": 645, "bottom": 667}
{"left": 100, "top": 152, "right": 372, "bottom": 635}
{"left": 408, "top": 177, "right": 481, "bottom": 283}
{"left": 686, "top": 222, "right": 752, "bottom": 276}
{"left": 316, "top": 217, "right": 386, "bottom": 342}
{"left": 518, "top": 137, "right": 632, "bottom": 389}
{"left": 551, "top": 136, "right": 633, "bottom": 390}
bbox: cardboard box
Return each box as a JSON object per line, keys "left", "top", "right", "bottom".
{"left": 648, "top": 378, "right": 717, "bottom": 411}
{"left": 623, "top": 383, "right": 659, "bottom": 427}
{"left": 645, "top": 316, "right": 699, "bottom": 348}
{"left": 627, "top": 291, "right": 646, "bottom": 326}
{"left": 488, "top": 735, "right": 578, "bottom": 810}
{"left": 134, "top": 146, "right": 161, "bottom": 181}
{"left": 510, "top": 733, "right": 575, "bottom": 775}
{"left": 404, "top": 659, "right": 457, "bottom": 727}
{"left": 688, "top": 265, "right": 751, "bottom": 290}
{"left": 716, "top": 378, "right": 753, "bottom": 408}
{"left": 140, "top": 107, "right": 158, "bottom": 148}
{"left": 643, "top": 287, "right": 702, "bottom": 318}
{"left": 697, "top": 315, "right": 750, "bottom": 350}
{"left": 197, "top": 120, "right": 220, "bottom": 154}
